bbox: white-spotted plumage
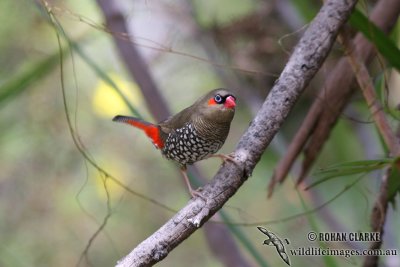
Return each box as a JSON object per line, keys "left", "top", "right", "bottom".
{"left": 162, "top": 123, "right": 223, "bottom": 165}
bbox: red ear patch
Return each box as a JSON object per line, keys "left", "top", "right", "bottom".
{"left": 208, "top": 97, "right": 217, "bottom": 105}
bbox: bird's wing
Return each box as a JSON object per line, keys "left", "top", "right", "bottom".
{"left": 158, "top": 105, "right": 194, "bottom": 134}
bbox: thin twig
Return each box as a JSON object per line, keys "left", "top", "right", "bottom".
{"left": 362, "top": 167, "right": 391, "bottom": 267}
{"left": 342, "top": 32, "right": 400, "bottom": 154}
{"left": 47, "top": 2, "right": 275, "bottom": 78}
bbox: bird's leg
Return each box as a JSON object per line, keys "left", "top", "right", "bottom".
{"left": 180, "top": 166, "right": 205, "bottom": 199}
{"left": 206, "top": 153, "right": 240, "bottom": 166}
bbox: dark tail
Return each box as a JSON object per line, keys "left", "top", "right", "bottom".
{"left": 112, "top": 115, "right": 154, "bottom": 129}
{"left": 112, "top": 115, "right": 164, "bottom": 149}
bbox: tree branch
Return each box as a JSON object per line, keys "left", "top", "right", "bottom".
{"left": 268, "top": 0, "right": 400, "bottom": 195}
{"left": 115, "top": 0, "right": 357, "bottom": 265}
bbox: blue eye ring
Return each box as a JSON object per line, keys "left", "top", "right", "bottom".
{"left": 214, "top": 94, "right": 223, "bottom": 103}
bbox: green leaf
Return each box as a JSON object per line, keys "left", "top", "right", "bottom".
{"left": 349, "top": 9, "right": 400, "bottom": 71}
{"left": 322, "top": 158, "right": 394, "bottom": 169}
{"left": 387, "top": 161, "right": 400, "bottom": 206}
{"left": 308, "top": 158, "right": 394, "bottom": 189}
{"left": 289, "top": 0, "right": 318, "bottom": 22}
{"left": 0, "top": 52, "right": 60, "bottom": 108}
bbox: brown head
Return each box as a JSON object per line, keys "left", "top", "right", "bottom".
{"left": 158, "top": 89, "right": 236, "bottom": 142}
{"left": 182, "top": 88, "right": 236, "bottom": 142}
{"left": 192, "top": 88, "right": 236, "bottom": 124}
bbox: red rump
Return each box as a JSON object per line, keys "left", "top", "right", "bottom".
{"left": 113, "top": 116, "right": 164, "bottom": 149}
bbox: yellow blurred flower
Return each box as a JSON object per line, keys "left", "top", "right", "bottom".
{"left": 94, "top": 162, "right": 130, "bottom": 201}
{"left": 92, "top": 73, "right": 143, "bottom": 117}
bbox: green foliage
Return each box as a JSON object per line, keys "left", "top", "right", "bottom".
{"left": 0, "top": 52, "right": 60, "bottom": 108}
{"left": 349, "top": 9, "right": 400, "bottom": 71}
{"left": 289, "top": 0, "right": 318, "bottom": 22}
{"left": 309, "top": 158, "right": 394, "bottom": 189}
{"left": 387, "top": 161, "right": 400, "bottom": 206}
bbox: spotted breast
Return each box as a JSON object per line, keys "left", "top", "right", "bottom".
{"left": 162, "top": 122, "right": 224, "bottom": 165}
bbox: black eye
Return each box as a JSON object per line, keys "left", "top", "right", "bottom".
{"left": 214, "top": 94, "right": 223, "bottom": 103}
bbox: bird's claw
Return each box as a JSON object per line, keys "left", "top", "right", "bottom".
{"left": 209, "top": 153, "right": 240, "bottom": 166}
{"left": 190, "top": 187, "right": 207, "bottom": 201}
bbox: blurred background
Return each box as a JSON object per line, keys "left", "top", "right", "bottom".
{"left": 0, "top": 0, "right": 399, "bottom": 266}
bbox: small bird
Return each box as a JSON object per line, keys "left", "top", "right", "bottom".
{"left": 113, "top": 89, "right": 236, "bottom": 197}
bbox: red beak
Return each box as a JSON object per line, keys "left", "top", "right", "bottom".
{"left": 224, "top": 95, "right": 236, "bottom": 109}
